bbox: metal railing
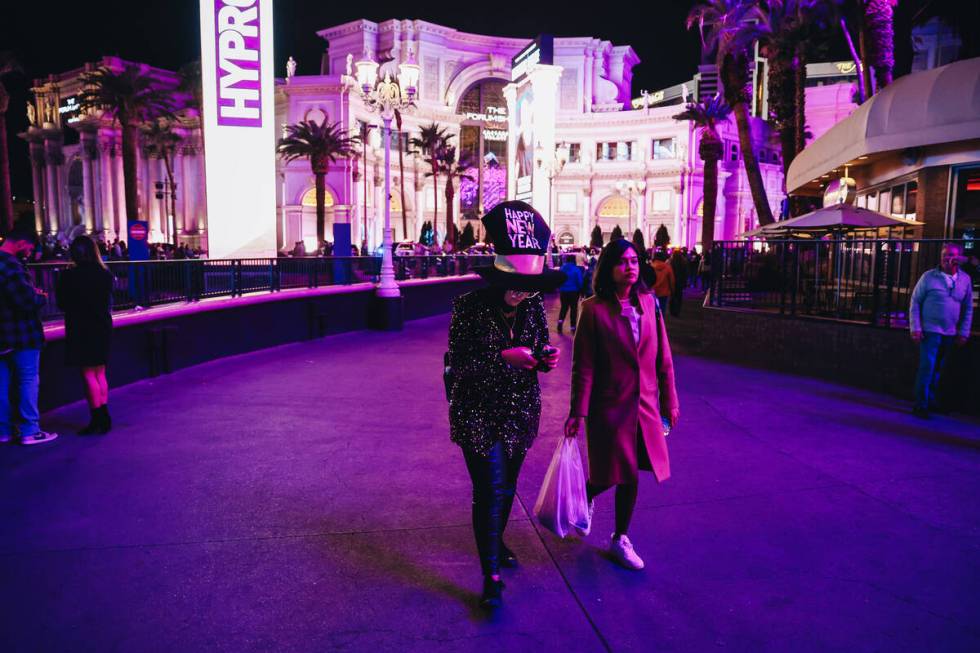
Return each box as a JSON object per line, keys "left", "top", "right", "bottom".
{"left": 707, "top": 239, "right": 977, "bottom": 329}
{"left": 30, "top": 254, "right": 495, "bottom": 322}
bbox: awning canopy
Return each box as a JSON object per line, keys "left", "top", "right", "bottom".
{"left": 787, "top": 56, "right": 980, "bottom": 194}
{"left": 737, "top": 204, "right": 922, "bottom": 238}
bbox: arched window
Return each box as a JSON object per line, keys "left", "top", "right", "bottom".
{"left": 456, "top": 79, "right": 509, "bottom": 219}
{"left": 596, "top": 195, "right": 633, "bottom": 219}
{"left": 301, "top": 187, "right": 335, "bottom": 208}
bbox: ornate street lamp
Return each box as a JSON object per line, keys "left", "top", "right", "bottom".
{"left": 352, "top": 50, "right": 419, "bottom": 300}
{"left": 535, "top": 141, "right": 570, "bottom": 231}
{"left": 616, "top": 179, "right": 647, "bottom": 238}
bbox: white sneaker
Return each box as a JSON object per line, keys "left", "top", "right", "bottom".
{"left": 575, "top": 500, "right": 595, "bottom": 536}
{"left": 610, "top": 533, "right": 644, "bottom": 570}
{"left": 20, "top": 431, "right": 58, "bottom": 446}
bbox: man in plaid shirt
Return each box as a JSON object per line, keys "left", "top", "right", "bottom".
{"left": 1, "top": 223, "right": 58, "bottom": 445}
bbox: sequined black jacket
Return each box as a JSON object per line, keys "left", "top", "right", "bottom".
{"left": 448, "top": 289, "right": 551, "bottom": 458}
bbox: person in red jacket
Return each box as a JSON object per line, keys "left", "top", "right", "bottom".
{"left": 565, "top": 238, "right": 680, "bottom": 570}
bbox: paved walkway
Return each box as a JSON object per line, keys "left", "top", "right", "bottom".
{"left": 2, "top": 297, "right": 979, "bottom": 652}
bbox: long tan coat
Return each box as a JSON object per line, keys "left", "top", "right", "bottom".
{"left": 570, "top": 293, "right": 679, "bottom": 484}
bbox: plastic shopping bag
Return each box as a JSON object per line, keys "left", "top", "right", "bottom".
{"left": 533, "top": 438, "right": 591, "bottom": 538}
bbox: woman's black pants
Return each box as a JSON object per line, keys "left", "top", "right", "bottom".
{"left": 462, "top": 441, "right": 527, "bottom": 576}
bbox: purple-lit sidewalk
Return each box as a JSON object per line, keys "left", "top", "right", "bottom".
{"left": 1, "top": 299, "right": 978, "bottom": 652}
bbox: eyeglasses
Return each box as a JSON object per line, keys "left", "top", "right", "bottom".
{"left": 508, "top": 290, "right": 540, "bottom": 300}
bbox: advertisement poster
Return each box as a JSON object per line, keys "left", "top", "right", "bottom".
{"left": 514, "top": 84, "right": 534, "bottom": 202}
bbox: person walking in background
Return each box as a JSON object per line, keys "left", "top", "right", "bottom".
{"left": 56, "top": 236, "right": 115, "bottom": 434}
{"left": 583, "top": 251, "right": 598, "bottom": 298}
{"left": 565, "top": 238, "right": 680, "bottom": 570}
{"left": 447, "top": 201, "right": 565, "bottom": 610}
{"left": 0, "top": 223, "right": 58, "bottom": 446}
{"left": 909, "top": 242, "right": 973, "bottom": 418}
{"left": 697, "top": 250, "right": 711, "bottom": 290}
{"left": 668, "top": 249, "right": 689, "bottom": 317}
{"left": 650, "top": 251, "right": 675, "bottom": 313}
{"left": 557, "top": 255, "right": 585, "bottom": 334}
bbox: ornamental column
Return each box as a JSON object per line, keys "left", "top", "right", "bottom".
{"left": 42, "top": 125, "right": 63, "bottom": 234}
{"left": 21, "top": 129, "right": 46, "bottom": 233}
{"left": 78, "top": 124, "right": 100, "bottom": 233}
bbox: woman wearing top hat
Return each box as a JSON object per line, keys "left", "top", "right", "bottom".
{"left": 447, "top": 200, "right": 566, "bottom": 610}
{"left": 564, "top": 238, "right": 680, "bottom": 570}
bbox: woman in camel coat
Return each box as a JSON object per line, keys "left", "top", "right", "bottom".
{"left": 565, "top": 238, "right": 680, "bottom": 570}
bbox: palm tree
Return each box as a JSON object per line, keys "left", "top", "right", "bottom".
{"left": 674, "top": 94, "right": 731, "bottom": 252}
{"left": 277, "top": 117, "right": 359, "bottom": 247}
{"left": 78, "top": 64, "right": 175, "bottom": 225}
{"left": 688, "top": 0, "right": 775, "bottom": 226}
{"left": 433, "top": 145, "right": 476, "bottom": 248}
{"left": 177, "top": 60, "right": 203, "bottom": 112}
{"left": 142, "top": 118, "right": 183, "bottom": 245}
{"left": 0, "top": 52, "right": 23, "bottom": 233}
{"left": 410, "top": 123, "right": 451, "bottom": 243}
{"left": 862, "top": 0, "right": 896, "bottom": 92}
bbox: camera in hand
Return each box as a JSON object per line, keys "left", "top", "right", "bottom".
{"left": 532, "top": 345, "right": 557, "bottom": 371}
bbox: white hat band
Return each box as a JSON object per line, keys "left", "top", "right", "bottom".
{"left": 494, "top": 254, "right": 544, "bottom": 275}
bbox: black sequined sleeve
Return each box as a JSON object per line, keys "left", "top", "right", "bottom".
{"left": 526, "top": 296, "right": 553, "bottom": 373}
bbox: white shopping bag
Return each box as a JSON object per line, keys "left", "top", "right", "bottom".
{"left": 533, "top": 437, "right": 591, "bottom": 538}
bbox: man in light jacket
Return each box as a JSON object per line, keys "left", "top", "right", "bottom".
{"left": 909, "top": 243, "right": 974, "bottom": 417}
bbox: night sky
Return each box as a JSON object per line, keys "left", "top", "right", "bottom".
{"left": 2, "top": 1, "right": 709, "bottom": 201}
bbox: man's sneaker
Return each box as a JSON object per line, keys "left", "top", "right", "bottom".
{"left": 20, "top": 431, "right": 58, "bottom": 446}
{"left": 0, "top": 434, "right": 12, "bottom": 444}
{"left": 610, "top": 533, "right": 644, "bottom": 570}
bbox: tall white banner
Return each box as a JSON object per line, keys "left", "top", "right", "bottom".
{"left": 199, "top": 0, "right": 277, "bottom": 259}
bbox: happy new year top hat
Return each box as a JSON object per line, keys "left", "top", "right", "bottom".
{"left": 474, "top": 200, "right": 567, "bottom": 292}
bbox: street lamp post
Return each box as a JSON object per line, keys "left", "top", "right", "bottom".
{"left": 616, "top": 179, "right": 646, "bottom": 239}
{"left": 534, "top": 141, "right": 570, "bottom": 231}
{"left": 352, "top": 51, "right": 420, "bottom": 302}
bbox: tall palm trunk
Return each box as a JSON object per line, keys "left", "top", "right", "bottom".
{"left": 121, "top": 119, "right": 141, "bottom": 224}
{"left": 793, "top": 44, "right": 807, "bottom": 157}
{"left": 394, "top": 112, "right": 408, "bottom": 241}
{"left": 0, "top": 87, "right": 13, "bottom": 232}
{"left": 864, "top": 0, "right": 895, "bottom": 91}
{"left": 431, "top": 162, "right": 439, "bottom": 244}
{"left": 444, "top": 176, "right": 455, "bottom": 247}
{"left": 313, "top": 160, "right": 327, "bottom": 247}
{"left": 731, "top": 102, "right": 774, "bottom": 226}
{"left": 160, "top": 153, "right": 178, "bottom": 245}
{"left": 699, "top": 136, "right": 723, "bottom": 252}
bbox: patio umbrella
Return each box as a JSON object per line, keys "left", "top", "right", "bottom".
{"left": 738, "top": 204, "right": 923, "bottom": 238}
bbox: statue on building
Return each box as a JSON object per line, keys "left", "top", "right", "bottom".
{"left": 26, "top": 102, "right": 36, "bottom": 126}
{"left": 286, "top": 56, "right": 297, "bottom": 80}
{"left": 346, "top": 53, "right": 354, "bottom": 78}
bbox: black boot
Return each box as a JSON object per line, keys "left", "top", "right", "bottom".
{"left": 78, "top": 407, "right": 100, "bottom": 435}
{"left": 98, "top": 405, "right": 112, "bottom": 434}
{"left": 479, "top": 576, "right": 504, "bottom": 610}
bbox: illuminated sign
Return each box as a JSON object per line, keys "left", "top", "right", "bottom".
{"left": 212, "top": 0, "right": 263, "bottom": 126}
{"left": 464, "top": 106, "right": 507, "bottom": 123}
{"left": 200, "top": 0, "right": 277, "bottom": 258}
{"left": 59, "top": 96, "right": 82, "bottom": 123}
{"left": 835, "top": 61, "right": 857, "bottom": 75}
{"left": 511, "top": 35, "right": 553, "bottom": 82}
{"left": 483, "top": 129, "right": 508, "bottom": 142}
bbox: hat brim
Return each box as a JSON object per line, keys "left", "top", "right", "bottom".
{"left": 474, "top": 266, "right": 567, "bottom": 292}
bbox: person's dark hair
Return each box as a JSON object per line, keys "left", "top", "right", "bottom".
{"left": 69, "top": 235, "right": 108, "bottom": 269}
{"left": 3, "top": 221, "right": 38, "bottom": 245}
{"left": 654, "top": 250, "right": 669, "bottom": 262}
{"left": 593, "top": 238, "right": 649, "bottom": 312}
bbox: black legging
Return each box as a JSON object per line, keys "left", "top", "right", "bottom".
{"left": 558, "top": 291, "right": 580, "bottom": 327}
{"left": 586, "top": 481, "right": 638, "bottom": 537}
{"left": 462, "top": 440, "right": 527, "bottom": 576}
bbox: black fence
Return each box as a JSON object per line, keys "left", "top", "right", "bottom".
{"left": 30, "top": 254, "right": 495, "bottom": 322}
{"left": 707, "top": 239, "right": 977, "bottom": 329}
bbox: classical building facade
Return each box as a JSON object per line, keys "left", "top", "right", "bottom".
{"left": 21, "top": 56, "right": 207, "bottom": 247}
{"left": 276, "top": 18, "right": 787, "bottom": 252}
